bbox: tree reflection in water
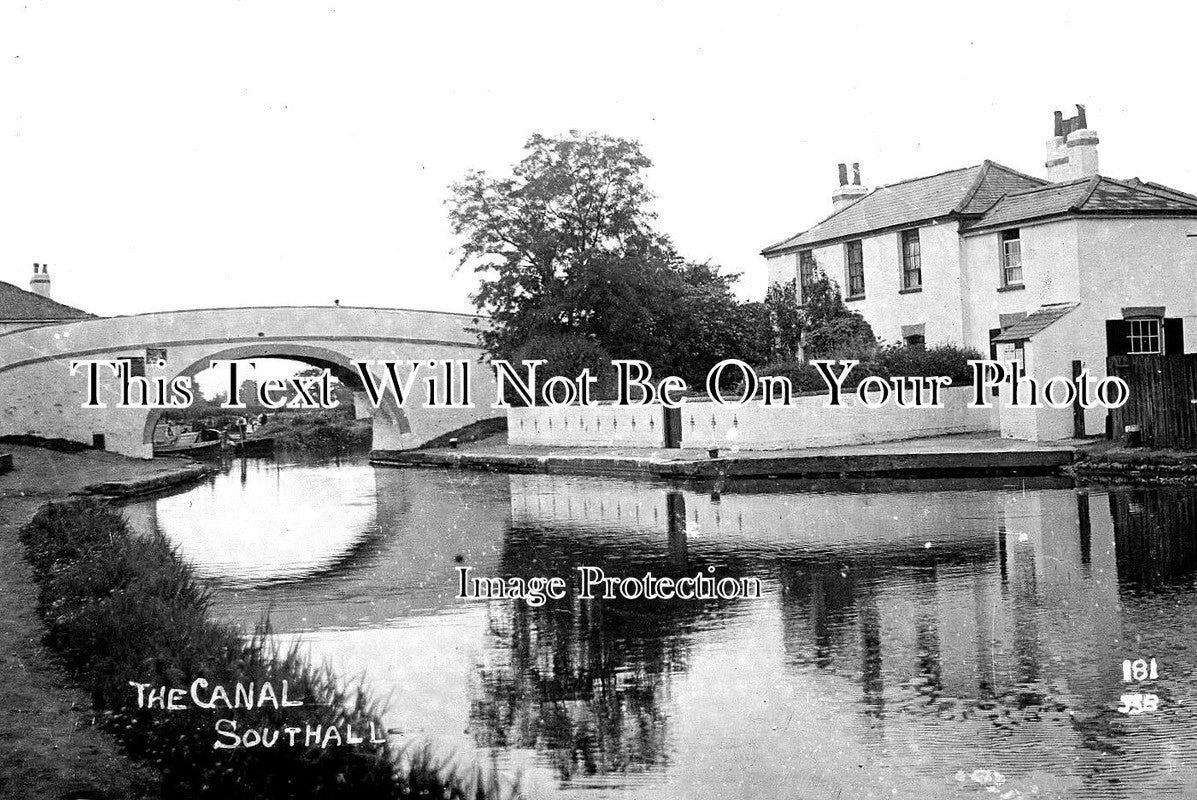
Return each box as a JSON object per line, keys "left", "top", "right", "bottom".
{"left": 469, "top": 490, "right": 762, "bottom": 782}
{"left": 470, "top": 592, "right": 675, "bottom": 781}
{"left": 465, "top": 475, "right": 1197, "bottom": 797}
{"left": 135, "top": 466, "right": 1197, "bottom": 798}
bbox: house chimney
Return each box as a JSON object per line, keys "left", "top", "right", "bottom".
{"left": 832, "top": 162, "right": 868, "bottom": 212}
{"left": 29, "top": 263, "right": 51, "bottom": 298}
{"left": 1046, "top": 104, "right": 1099, "bottom": 182}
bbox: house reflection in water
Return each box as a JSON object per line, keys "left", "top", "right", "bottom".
{"left": 470, "top": 474, "right": 1197, "bottom": 797}
{"left": 1110, "top": 489, "right": 1197, "bottom": 591}
{"left": 129, "top": 462, "right": 1197, "bottom": 798}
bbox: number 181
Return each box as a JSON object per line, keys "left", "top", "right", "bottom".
{"left": 1122, "top": 658, "right": 1158, "bottom": 682}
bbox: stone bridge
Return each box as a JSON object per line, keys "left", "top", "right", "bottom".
{"left": 0, "top": 306, "right": 497, "bottom": 458}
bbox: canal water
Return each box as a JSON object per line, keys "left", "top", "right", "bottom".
{"left": 124, "top": 456, "right": 1197, "bottom": 799}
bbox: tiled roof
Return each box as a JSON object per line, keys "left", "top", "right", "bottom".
{"left": 0, "top": 280, "right": 91, "bottom": 322}
{"left": 958, "top": 162, "right": 1049, "bottom": 215}
{"left": 1086, "top": 177, "right": 1197, "bottom": 212}
{"left": 1124, "top": 178, "right": 1197, "bottom": 203}
{"left": 993, "top": 302, "right": 1079, "bottom": 343}
{"left": 964, "top": 175, "right": 1197, "bottom": 231}
{"left": 762, "top": 161, "right": 1047, "bottom": 254}
{"left": 963, "top": 179, "right": 1092, "bottom": 230}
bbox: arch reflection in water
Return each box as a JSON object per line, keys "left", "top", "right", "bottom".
{"left": 129, "top": 465, "right": 1197, "bottom": 799}
{"left": 149, "top": 458, "right": 379, "bottom": 587}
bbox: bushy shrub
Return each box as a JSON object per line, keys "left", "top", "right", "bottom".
{"left": 510, "top": 332, "right": 616, "bottom": 399}
{"left": 873, "top": 342, "right": 983, "bottom": 385}
{"left": 754, "top": 361, "right": 833, "bottom": 393}
{"left": 256, "top": 414, "right": 373, "bottom": 451}
{"left": 792, "top": 268, "right": 877, "bottom": 361}
{"left": 755, "top": 342, "right": 984, "bottom": 395}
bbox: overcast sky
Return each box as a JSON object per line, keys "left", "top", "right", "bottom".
{"left": 2, "top": 1, "right": 1194, "bottom": 318}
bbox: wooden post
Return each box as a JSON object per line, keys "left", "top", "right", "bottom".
{"left": 663, "top": 405, "right": 682, "bottom": 448}
{"left": 1071, "top": 360, "right": 1086, "bottom": 438}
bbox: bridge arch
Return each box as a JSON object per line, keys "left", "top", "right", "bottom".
{"left": 140, "top": 342, "right": 410, "bottom": 447}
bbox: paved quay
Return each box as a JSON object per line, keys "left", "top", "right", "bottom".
{"left": 0, "top": 446, "right": 212, "bottom": 800}
{"left": 373, "top": 432, "right": 1081, "bottom": 479}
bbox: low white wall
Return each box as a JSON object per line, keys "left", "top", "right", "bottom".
{"left": 680, "top": 386, "right": 996, "bottom": 450}
{"left": 506, "top": 386, "right": 998, "bottom": 451}
{"left": 507, "top": 403, "right": 666, "bottom": 448}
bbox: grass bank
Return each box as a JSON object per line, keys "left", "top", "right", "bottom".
{"left": 1072, "top": 440, "right": 1197, "bottom": 484}
{"left": 0, "top": 433, "right": 92, "bottom": 453}
{"left": 19, "top": 499, "right": 514, "bottom": 799}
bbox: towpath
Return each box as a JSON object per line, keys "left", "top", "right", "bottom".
{"left": 0, "top": 446, "right": 209, "bottom": 800}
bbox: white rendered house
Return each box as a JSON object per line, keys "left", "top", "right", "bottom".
{"left": 762, "top": 107, "right": 1197, "bottom": 440}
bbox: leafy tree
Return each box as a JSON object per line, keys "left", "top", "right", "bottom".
{"left": 448, "top": 132, "right": 767, "bottom": 388}
{"left": 231, "top": 379, "right": 267, "bottom": 413}
{"left": 448, "top": 132, "right": 667, "bottom": 359}
{"left": 658, "top": 263, "right": 771, "bottom": 386}
{"left": 558, "top": 250, "right": 675, "bottom": 367}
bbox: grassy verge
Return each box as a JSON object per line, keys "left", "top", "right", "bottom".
{"left": 415, "top": 417, "right": 507, "bottom": 450}
{"left": 19, "top": 499, "right": 514, "bottom": 799}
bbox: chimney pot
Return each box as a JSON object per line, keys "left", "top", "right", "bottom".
{"left": 1046, "top": 104, "right": 1099, "bottom": 182}
{"left": 831, "top": 162, "right": 869, "bottom": 212}
{"left": 29, "top": 262, "right": 52, "bottom": 298}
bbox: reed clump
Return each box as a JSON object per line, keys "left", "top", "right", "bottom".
{"left": 19, "top": 498, "right": 515, "bottom": 800}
